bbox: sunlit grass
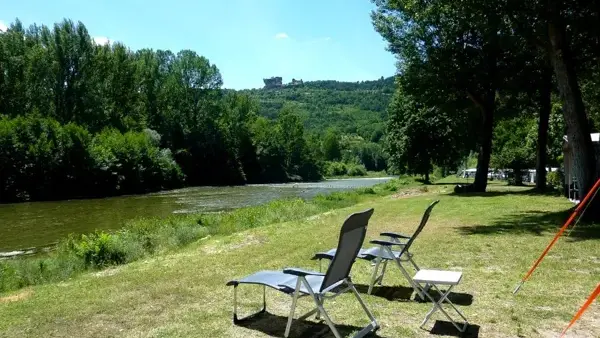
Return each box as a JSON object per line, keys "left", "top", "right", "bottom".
{"left": 0, "top": 178, "right": 598, "bottom": 338}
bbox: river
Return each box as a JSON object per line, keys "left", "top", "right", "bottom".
{"left": 0, "top": 177, "right": 394, "bottom": 253}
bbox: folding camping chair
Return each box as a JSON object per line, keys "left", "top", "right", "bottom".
{"left": 226, "top": 208, "right": 379, "bottom": 338}
{"left": 312, "top": 200, "right": 440, "bottom": 297}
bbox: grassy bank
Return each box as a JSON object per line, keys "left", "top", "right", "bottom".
{"left": 0, "top": 177, "right": 420, "bottom": 294}
{"left": 1, "top": 178, "right": 598, "bottom": 337}
{"left": 324, "top": 170, "right": 391, "bottom": 179}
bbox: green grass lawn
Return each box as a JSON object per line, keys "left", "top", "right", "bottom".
{"left": 1, "top": 179, "right": 599, "bottom": 338}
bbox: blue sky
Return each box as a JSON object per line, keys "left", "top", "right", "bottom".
{"left": 0, "top": 0, "right": 397, "bottom": 89}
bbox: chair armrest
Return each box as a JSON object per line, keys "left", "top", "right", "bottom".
{"left": 283, "top": 268, "right": 325, "bottom": 277}
{"left": 370, "top": 239, "right": 406, "bottom": 247}
{"left": 380, "top": 231, "right": 411, "bottom": 239}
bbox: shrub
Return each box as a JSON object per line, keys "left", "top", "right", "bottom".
{"left": 89, "top": 128, "right": 184, "bottom": 195}
{"left": 67, "top": 231, "right": 127, "bottom": 268}
{"left": 347, "top": 164, "right": 367, "bottom": 176}
{"left": 325, "top": 161, "right": 348, "bottom": 176}
{"left": 547, "top": 170, "right": 564, "bottom": 193}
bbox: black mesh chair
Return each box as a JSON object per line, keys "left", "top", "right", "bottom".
{"left": 226, "top": 208, "right": 379, "bottom": 338}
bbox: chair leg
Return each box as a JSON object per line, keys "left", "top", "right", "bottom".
{"left": 379, "top": 260, "right": 388, "bottom": 286}
{"left": 388, "top": 247, "right": 422, "bottom": 299}
{"left": 419, "top": 284, "right": 469, "bottom": 333}
{"left": 233, "top": 285, "right": 238, "bottom": 322}
{"left": 302, "top": 279, "right": 343, "bottom": 338}
{"left": 285, "top": 278, "right": 302, "bottom": 338}
{"left": 408, "top": 255, "right": 420, "bottom": 271}
{"left": 348, "top": 280, "right": 378, "bottom": 327}
{"left": 232, "top": 284, "right": 267, "bottom": 324}
{"left": 368, "top": 256, "right": 383, "bottom": 295}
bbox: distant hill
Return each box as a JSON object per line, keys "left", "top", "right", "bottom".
{"left": 236, "top": 76, "right": 396, "bottom": 140}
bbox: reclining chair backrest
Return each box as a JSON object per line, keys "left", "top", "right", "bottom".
{"left": 320, "top": 208, "right": 375, "bottom": 292}
{"left": 398, "top": 200, "right": 440, "bottom": 257}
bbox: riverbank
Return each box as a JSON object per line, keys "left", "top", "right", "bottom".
{"left": 1, "top": 178, "right": 598, "bottom": 337}
{"left": 0, "top": 177, "right": 417, "bottom": 294}
{"left": 0, "top": 177, "right": 396, "bottom": 253}
{"left": 324, "top": 170, "right": 391, "bottom": 179}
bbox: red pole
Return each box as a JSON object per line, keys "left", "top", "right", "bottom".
{"left": 560, "top": 283, "right": 600, "bottom": 337}
{"left": 513, "top": 178, "right": 600, "bottom": 295}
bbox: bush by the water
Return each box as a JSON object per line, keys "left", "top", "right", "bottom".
{"left": 0, "top": 116, "right": 184, "bottom": 202}
{"left": 324, "top": 161, "right": 368, "bottom": 177}
{"left": 325, "top": 161, "right": 348, "bottom": 176}
{"left": 347, "top": 164, "right": 368, "bottom": 176}
{"left": 0, "top": 177, "right": 417, "bottom": 293}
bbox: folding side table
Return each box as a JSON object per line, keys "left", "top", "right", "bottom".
{"left": 412, "top": 269, "right": 470, "bottom": 333}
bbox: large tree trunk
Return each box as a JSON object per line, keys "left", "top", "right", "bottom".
{"left": 536, "top": 68, "right": 552, "bottom": 190}
{"left": 472, "top": 102, "right": 494, "bottom": 192}
{"left": 547, "top": 0, "right": 600, "bottom": 219}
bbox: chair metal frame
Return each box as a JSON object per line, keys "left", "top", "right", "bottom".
{"left": 314, "top": 200, "right": 440, "bottom": 298}
{"left": 227, "top": 208, "right": 379, "bottom": 338}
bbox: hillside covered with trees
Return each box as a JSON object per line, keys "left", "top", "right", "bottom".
{"left": 238, "top": 76, "right": 395, "bottom": 177}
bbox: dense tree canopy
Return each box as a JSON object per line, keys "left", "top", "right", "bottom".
{"left": 371, "top": 0, "right": 600, "bottom": 216}
{"left": 0, "top": 19, "right": 324, "bottom": 202}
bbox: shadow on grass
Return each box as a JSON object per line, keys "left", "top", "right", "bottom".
{"left": 353, "top": 284, "right": 474, "bottom": 306}
{"left": 354, "top": 284, "right": 414, "bottom": 302}
{"left": 458, "top": 208, "right": 600, "bottom": 241}
{"left": 448, "top": 187, "right": 563, "bottom": 198}
{"left": 428, "top": 320, "right": 481, "bottom": 338}
{"left": 428, "top": 182, "right": 473, "bottom": 186}
{"left": 235, "top": 311, "right": 387, "bottom": 338}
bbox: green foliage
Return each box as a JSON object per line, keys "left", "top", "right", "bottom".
{"left": 386, "top": 94, "right": 466, "bottom": 181}
{"left": 0, "top": 18, "right": 325, "bottom": 202}
{"left": 347, "top": 164, "right": 368, "bottom": 177}
{"left": 88, "top": 128, "right": 184, "bottom": 195}
{"left": 238, "top": 77, "right": 395, "bottom": 138}
{"left": 547, "top": 170, "right": 565, "bottom": 193}
{"left": 66, "top": 231, "right": 127, "bottom": 268}
{"left": 325, "top": 161, "right": 348, "bottom": 176}
{"left": 0, "top": 115, "right": 184, "bottom": 202}
{"left": 322, "top": 129, "right": 342, "bottom": 161}
{"left": 490, "top": 118, "right": 537, "bottom": 185}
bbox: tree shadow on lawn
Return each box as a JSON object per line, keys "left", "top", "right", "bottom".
{"left": 353, "top": 284, "right": 474, "bottom": 306}
{"left": 428, "top": 320, "right": 481, "bottom": 338}
{"left": 448, "top": 187, "right": 563, "bottom": 198}
{"left": 235, "top": 311, "right": 388, "bottom": 337}
{"left": 458, "top": 208, "right": 600, "bottom": 241}
{"left": 235, "top": 311, "right": 480, "bottom": 338}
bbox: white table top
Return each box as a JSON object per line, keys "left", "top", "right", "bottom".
{"left": 413, "top": 269, "right": 463, "bottom": 285}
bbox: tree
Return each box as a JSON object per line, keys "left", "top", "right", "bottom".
{"left": 546, "top": 0, "right": 597, "bottom": 206}
{"left": 386, "top": 93, "right": 466, "bottom": 182}
{"left": 0, "top": 17, "right": 326, "bottom": 202}
{"left": 322, "top": 128, "right": 342, "bottom": 161}
{"left": 490, "top": 118, "right": 537, "bottom": 185}
{"left": 371, "top": 0, "right": 513, "bottom": 191}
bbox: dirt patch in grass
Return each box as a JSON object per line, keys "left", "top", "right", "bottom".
{"left": 201, "top": 234, "right": 266, "bottom": 255}
{"left": 0, "top": 289, "right": 32, "bottom": 303}
{"left": 390, "top": 188, "right": 427, "bottom": 199}
{"left": 93, "top": 267, "right": 122, "bottom": 278}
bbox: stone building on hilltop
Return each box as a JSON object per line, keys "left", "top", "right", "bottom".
{"left": 263, "top": 77, "right": 304, "bottom": 89}
{"left": 263, "top": 77, "right": 283, "bottom": 89}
